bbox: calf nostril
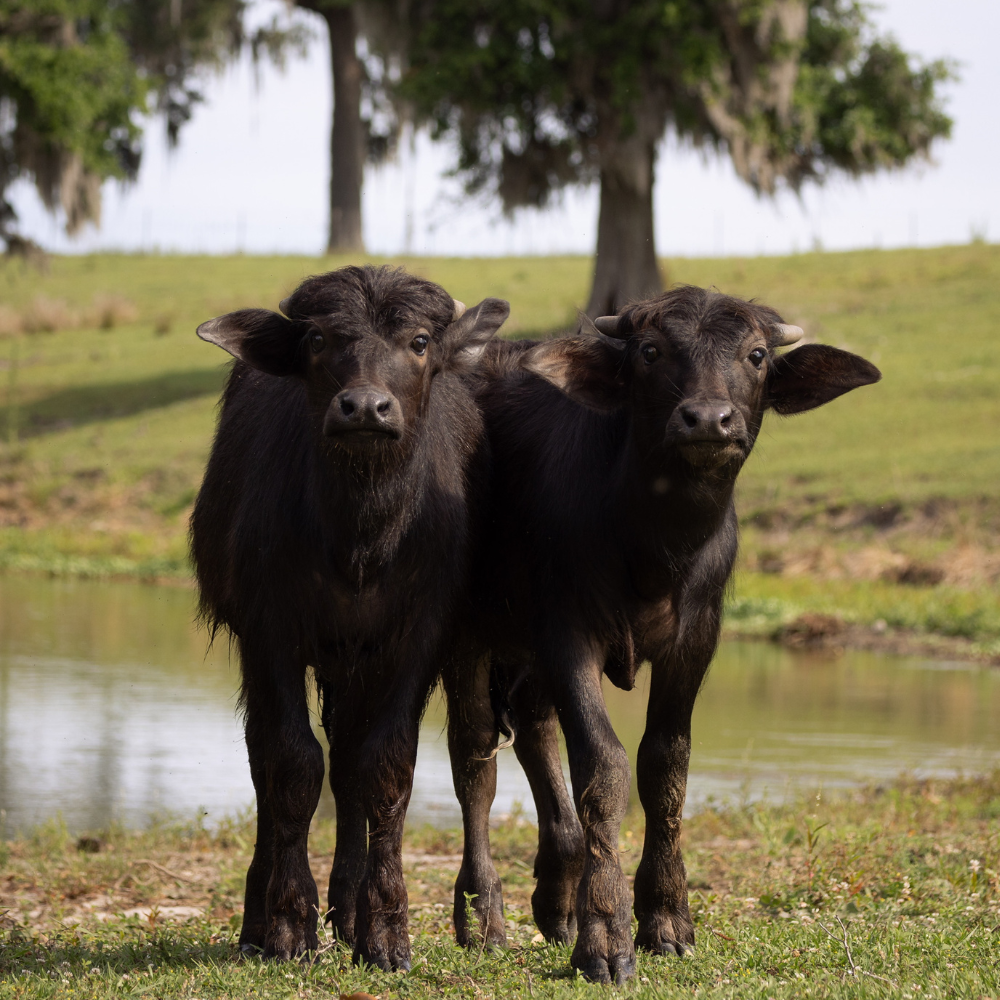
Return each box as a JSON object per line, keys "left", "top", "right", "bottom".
{"left": 376, "top": 398, "right": 391, "bottom": 415}
{"left": 719, "top": 409, "right": 733, "bottom": 426}
{"left": 339, "top": 396, "right": 355, "bottom": 417}
{"left": 682, "top": 408, "right": 698, "bottom": 429}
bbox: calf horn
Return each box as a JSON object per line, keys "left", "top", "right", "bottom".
{"left": 452, "top": 299, "right": 466, "bottom": 320}
{"left": 594, "top": 315, "right": 627, "bottom": 338}
{"left": 279, "top": 296, "right": 292, "bottom": 317}
{"left": 773, "top": 323, "right": 803, "bottom": 346}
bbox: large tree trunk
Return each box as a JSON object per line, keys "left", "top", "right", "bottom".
{"left": 586, "top": 134, "right": 663, "bottom": 316}
{"left": 320, "top": 4, "right": 364, "bottom": 252}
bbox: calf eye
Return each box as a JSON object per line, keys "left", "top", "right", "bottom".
{"left": 641, "top": 344, "right": 659, "bottom": 365}
{"left": 748, "top": 347, "right": 766, "bottom": 368}
{"left": 411, "top": 333, "right": 430, "bottom": 356}
{"left": 309, "top": 332, "right": 325, "bottom": 354}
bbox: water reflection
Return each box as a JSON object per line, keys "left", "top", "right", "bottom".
{"left": 1, "top": 575, "right": 998, "bottom": 835}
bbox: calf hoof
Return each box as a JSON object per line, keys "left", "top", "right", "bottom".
{"left": 324, "top": 910, "right": 356, "bottom": 949}
{"left": 635, "top": 913, "right": 696, "bottom": 956}
{"left": 264, "top": 917, "right": 318, "bottom": 961}
{"left": 571, "top": 937, "right": 637, "bottom": 986}
{"left": 571, "top": 903, "right": 636, "bottom": 985}
{"left": 354, "top": 917, "right": 412, "bottom": 972}
{"left": 238, "top": 923, "right": 267, "bottom": 957}
{"left": 454, "top": 869, "right": 506, "bottom": 950}
{"left": 531, "top": 891, "right": 577, "bottom": 945}
{"left": 353, "top": 937, "right": 411, "bottom": 973}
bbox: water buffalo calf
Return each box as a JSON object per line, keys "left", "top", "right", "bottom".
{"left": 447, "top": 286, "right": 880, "bottom": 983}
{"left": 191, "top": 265, "right": 508, "bottom": 969}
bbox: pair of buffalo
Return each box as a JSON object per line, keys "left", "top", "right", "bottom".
{"left": 191, "top": 265, "right": 879, "bottom": 984}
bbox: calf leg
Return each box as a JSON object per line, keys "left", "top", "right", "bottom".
{"left": 443, "top": 655, "right": 505, "bottom": 950}
{"left": 633, "top": 596, "right": 720, "bottom": 958}
{"left": 319, "top": 682, "right": 368, "bottom": 946}
{"left": 353, "top": 671, "right": 436, "bottom": 971}
{"left": 240, "top": 639, "right": 325, "bottom": 960}
{"left": 509, "top": 678, "right": 584, "bottom": 945}
{"left": 633, "top": 685, "right": 698, "bottom": 957}
{"left": 548, "top": 636, "right": 635, "bottom": 985}
{"left": 239, "top": 739, "right": 274, "bottom": 954}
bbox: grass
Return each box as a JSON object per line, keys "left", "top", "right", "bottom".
{"left": 1, "top": 774, "right": 998, "bottom": 998}
{"left": 0, "top": 245, "right": 998, "bottom": 650}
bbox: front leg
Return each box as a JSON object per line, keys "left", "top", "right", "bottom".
{"left": 634, "top": 589, "right": 724, "bottom": 957}
{"left": 353, "top": 667, "right": 437, "bottom": 971}
{"left": 319, "top": 679, "right": 369, "bottom": 946}
{"left": 240, "top": 636, "right": 325, "bottom": 960}
{"left": 546, "top": 633, "right": 635, "bottom": 985}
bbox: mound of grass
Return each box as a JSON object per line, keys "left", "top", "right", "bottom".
{"left": 1, "top": 773, "right": 997, "bottom": 998}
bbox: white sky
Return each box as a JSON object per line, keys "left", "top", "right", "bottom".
{"left": 9, "top": 0, "right": 999, "bottom": 258}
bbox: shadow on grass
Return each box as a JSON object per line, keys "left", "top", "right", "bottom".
{"left": 20, "top": 368, "right": 226, "bottom": 437}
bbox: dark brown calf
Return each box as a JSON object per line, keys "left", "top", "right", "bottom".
{"left": 447, "top": 285, "right": 879, "bottom": 983}
{"left": 191, "top": 265, "right": 508, "bottom": 970}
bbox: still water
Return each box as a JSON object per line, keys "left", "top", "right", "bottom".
{"left": 1, "top": 575, "right": 998, "bottom": 835}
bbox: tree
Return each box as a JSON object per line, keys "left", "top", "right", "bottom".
{"left": 0, "top": 0, "right": 146, "bottom": 254}
{"left": 293, "top": 1, "right": 408, "bottom": 253}
{"left": 1, "top": 0, "right": 306, "bottom": 254}
{"left": 403, "top": 0, "right": 954, "bottom": 314}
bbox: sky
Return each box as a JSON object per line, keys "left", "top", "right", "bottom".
{"left": 9, "top": 0, "right": 999, "bottom": 258}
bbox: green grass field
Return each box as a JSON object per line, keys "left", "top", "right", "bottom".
{"left": 1, "top": 245, "right": 998, "bottom": 649}
{"left": 1, "top": 775, "right": 997, "bottom": 999}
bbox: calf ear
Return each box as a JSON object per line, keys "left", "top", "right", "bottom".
{"left": 522, "top": 333, "right": 628, "bottom": 412}
{"left": 444, "top": 297, "right": 510, "bottom": 367}
{"left": 768, "top": 344, "right": 881, "bottom": 415}
{"left": 197, "top": 309, "right": 303, "bottom": 377}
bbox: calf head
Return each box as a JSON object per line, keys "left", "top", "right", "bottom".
{"left": 523, "top": 285, "right": 880, "bottom": 474}
{"left": 198, "top": 265, "right": 509, "bottom": 456}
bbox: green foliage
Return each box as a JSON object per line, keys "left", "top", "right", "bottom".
{"left": 0, "top": 1, "right": 308, "bottom": 251}
{"left": 0, "top": 0, "right": 147, "bottom": 245}
{"left": 122, "top": 0, "right": 309, "bottom": 146}
{"left": 403, "top": 0, "right": 954, "bottom": 209}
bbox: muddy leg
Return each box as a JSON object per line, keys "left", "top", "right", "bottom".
{"left": 444, "top": 655, "right": 505, "bottom": 949}
{"left": 240, "top": 638, "right": 325, "bottom": 960}
{"left": 509, "top": 677, "right": 584, "bottom": 944}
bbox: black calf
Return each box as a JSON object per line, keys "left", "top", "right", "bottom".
{"left": 448, "top": 285, "right": 880, "bottom": 983}
{"left": 191, "top": 265, "right": 508, "bottom": 970}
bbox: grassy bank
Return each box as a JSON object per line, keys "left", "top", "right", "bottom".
{"left": 1, "top": 245, "right": 998, "bottom": 653}
{"left": 1, "top": 774, "right": 998, "bottom": 998}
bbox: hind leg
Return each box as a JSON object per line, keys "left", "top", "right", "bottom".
{"left": 443, "top": 653, "right": 505, "bottom": 950}
{"left": 509, "top": 675, "right": 584, "bottom": 945}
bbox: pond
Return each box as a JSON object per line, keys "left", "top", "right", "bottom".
{"left": 1, "top": 575, "right": 998, "bottom": 836}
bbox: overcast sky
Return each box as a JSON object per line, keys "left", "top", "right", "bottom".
{"left": 10, "top": 0, "right": 999, "bottom": 258}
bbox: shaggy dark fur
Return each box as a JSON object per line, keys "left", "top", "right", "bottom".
{"left": 444, "top": 285, "right": 880, "bottom": 984}
{"left": 190, "top": 265, "right": 508, "bottom": 971}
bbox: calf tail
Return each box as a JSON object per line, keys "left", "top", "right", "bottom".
{"left": 481, "top": 660, "right": 519, "bottom": 759}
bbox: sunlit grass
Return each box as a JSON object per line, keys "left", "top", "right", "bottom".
{"left": 0, "top": 245, "right": 998, "bottom": 648}
{"left": 1, "top": 774, "right": 998, "bottom": 998}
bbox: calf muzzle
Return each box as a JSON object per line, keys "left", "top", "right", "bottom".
{"left": 324, "top": 388, "right": 403, "bottom": 442}
{"left": 667, "top": 398, "right": 746, "bottom": 468}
